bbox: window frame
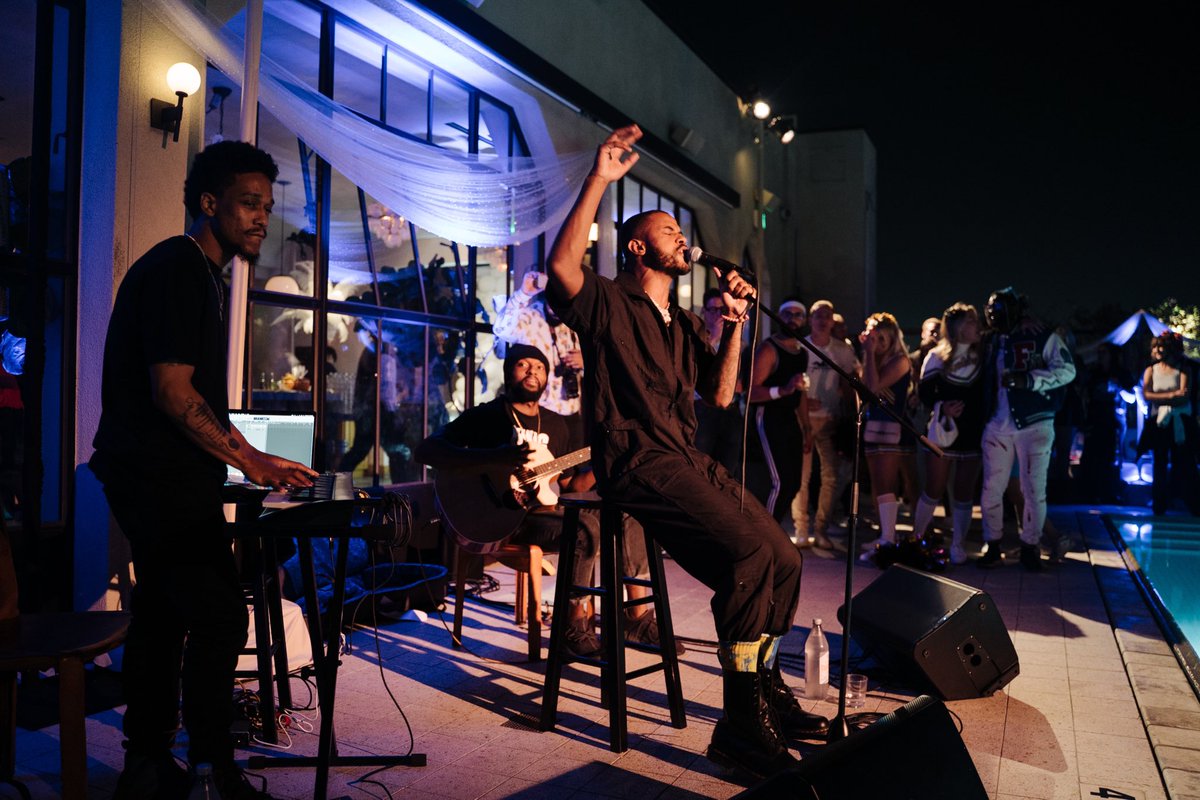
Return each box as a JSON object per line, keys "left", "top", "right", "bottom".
{"left": 238, "top": 0, "right": 531, "bottom": 488}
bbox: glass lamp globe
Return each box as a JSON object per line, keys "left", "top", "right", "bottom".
{"left": 166, "top": 62, "right": 202, "bottom": 97}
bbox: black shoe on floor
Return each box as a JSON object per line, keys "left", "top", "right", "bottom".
{"left": 1020, "top": 543, "right": 1045, "bottom": 572}
{"left": 976, "top": 544, "right": 1003, "bottom": 568}
{"left": 764, "top": 662, "right": 829, "bottom": 740}
{"left": 113, "top": 748, "right": 190, "bottom": 800}
{"left": 563, "top": 622, "right": 602, "bottom": 658}
{"left": 706, "top": 670, "right": 797, "bottom": 780}
{"left": 625, "top": 612, "right": 686, "bottom": 655}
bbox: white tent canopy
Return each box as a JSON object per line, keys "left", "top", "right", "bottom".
{"left": 1097, "top": 310, "right": 1170, "bottom": 347}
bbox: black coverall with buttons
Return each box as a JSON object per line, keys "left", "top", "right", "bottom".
{"left": 550, "top": 268, "right": 802, "bottom": 643}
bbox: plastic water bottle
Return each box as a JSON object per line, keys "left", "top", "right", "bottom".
{"left": 188, "top": 763, "right": 222, "bottom": 800}
{"left": 804, "top": 618, "right": 830, "bottom": 700}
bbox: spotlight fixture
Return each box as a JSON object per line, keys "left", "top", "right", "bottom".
{"left": 149, "top": 62, "right": 202, "bottom": 148}
{"left": 751, "top": 99, "right": 772, "bottom": 120}
{"left": 767, "top": 115, "right": 797, "bottom": 145}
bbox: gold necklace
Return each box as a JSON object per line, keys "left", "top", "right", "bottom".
{"left": 508, "top": 401, "right": 541, "bottom": 438}
{"left": 184, "top": 234, "right": 224, "bottom": 324}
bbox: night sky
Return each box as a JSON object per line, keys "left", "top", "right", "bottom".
{"left": 645, "top": 1, "right": 1200, "bottom": 335}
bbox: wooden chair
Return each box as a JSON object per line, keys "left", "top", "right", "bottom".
{"left": 451, "top": 542, "right": 554, "bottom": 662}
{"left": 1, "top": 521, "right": 130, "bottom": 800}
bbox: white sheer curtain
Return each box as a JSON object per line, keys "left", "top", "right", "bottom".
{"left": 142, "top": 0, "right": 593, "bottom": 247}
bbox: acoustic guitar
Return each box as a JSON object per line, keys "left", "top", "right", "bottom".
{"left": 435, "top": 445, "right": 591, "bottom": 554}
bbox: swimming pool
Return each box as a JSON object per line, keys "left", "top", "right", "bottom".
{"left": 1108, "top": 514, "right": 1200, "bottom": 695}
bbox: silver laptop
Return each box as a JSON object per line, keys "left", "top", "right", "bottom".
{"left": 226, "top": 411, "right": 316, "bottom": 484}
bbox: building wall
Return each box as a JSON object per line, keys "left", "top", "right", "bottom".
{"left": 764, "top": 129, "right": 877, "bottom": 331}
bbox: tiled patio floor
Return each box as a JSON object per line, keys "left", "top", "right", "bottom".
{"left": 6, "top": 505, "right": 1199, "bottom": 799}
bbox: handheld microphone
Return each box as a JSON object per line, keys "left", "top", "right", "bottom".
{"left": 687, "top": 247, "right": 756, "bottom": 285}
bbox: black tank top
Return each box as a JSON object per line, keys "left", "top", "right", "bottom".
{"left": 762, "top": 338, "right": 808, "bottom": 412}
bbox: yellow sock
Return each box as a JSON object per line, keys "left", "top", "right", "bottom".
{"left": 719, "top": 640, "right": 762, "bottom": 673}
{"left": 759, "top": 635, "right": 780, "bottom": 669}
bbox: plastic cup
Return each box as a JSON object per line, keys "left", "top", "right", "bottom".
{"left": 846, "top": 673, "right": 868, "bottom": 708}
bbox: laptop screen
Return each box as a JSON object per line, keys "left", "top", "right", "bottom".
{"left": 227, "top": 411, "right": 316, "bottom": 483}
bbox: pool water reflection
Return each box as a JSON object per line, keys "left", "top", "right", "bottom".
{"left": 1112, "top": 515, "right": 1200, "bottom": 649}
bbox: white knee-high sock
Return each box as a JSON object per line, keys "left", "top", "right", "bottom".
{"left": 877, "top": 493, "right": 899, "bottom": 544}
{"left": 913, "top": 493, "right": 939, "bottom": 538}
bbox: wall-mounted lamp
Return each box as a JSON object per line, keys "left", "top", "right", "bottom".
{"left": 750, "top": 99, "right": 772, "bottom": 121}
{"left": 767, "top": 115, "right": 797, "bottom": 145}
{"left": 149, "top": 62, "right": 202, "bottom": 148}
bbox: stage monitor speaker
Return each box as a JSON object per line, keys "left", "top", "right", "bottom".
{"left": 838, "top": 564, "right": 1018, "bottom": 700}
{"left": 733, "top": 695, "right": 988, "bottom": 799}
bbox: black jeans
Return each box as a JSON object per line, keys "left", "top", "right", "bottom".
{"left": 1151, "top": 430, "right": 1200, "bottom": 515}
{"left": 610, "top": 454, "right": 802, "bottom": 643}
{"left": 106, "top": 486, "right": 248, "bottom": 769}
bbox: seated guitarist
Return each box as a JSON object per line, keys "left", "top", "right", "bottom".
{"left": 416, "top": 344, "right": 679, "bottom": 657}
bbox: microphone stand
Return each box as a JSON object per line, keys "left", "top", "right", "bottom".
{"left": 749, "top": 298, "right": 944, "bottom": 742}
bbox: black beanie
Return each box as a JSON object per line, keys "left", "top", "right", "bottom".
{"left": 504, "top": 343, "right": 550, "bottom": 386}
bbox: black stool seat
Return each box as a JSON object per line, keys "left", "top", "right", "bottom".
{"left": 540, "top": 492, "right": 686, "bottom": 751}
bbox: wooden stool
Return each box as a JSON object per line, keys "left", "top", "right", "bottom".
{"left": 452, "top": 542, "right": 549, "bottom": 661}
{"left": 540, "top": 493, "right": 686, "bottom": 752}
{"left": 0, "top": 612, "right": 131, "bottom": 800}
{"left": 1, "top": 513, "right": 130, "bottom": 799}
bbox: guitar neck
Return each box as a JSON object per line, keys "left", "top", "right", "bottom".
{"left": 520, "top": 447, "right": 591, "bottom": 482}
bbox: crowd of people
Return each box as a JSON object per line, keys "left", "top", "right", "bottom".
{"left": 729, "top": 286, "right": 1200, "bottom": 575}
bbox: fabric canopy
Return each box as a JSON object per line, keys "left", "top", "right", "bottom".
{"left": 143, "top": 0, "right": 594, "bottom": 246}
{"left": 1100, "top": 310, "right": 1170, "bottom": 346}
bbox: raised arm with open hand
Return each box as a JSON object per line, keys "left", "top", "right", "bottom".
{"left": 547, "top": 125, "right": 643, "bottom": 300}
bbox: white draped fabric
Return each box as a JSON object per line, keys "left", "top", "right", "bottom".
{"left": 142, "top": 0, "right": 593, "bottom": 246}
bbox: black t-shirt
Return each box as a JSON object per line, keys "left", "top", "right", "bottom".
{"left": 90, "top": 236, "right": 230, "bottom": 495}
{"left": 435, "top": 397, "right": 577, "bottom": 461}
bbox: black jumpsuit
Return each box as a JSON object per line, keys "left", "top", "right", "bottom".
{"left": 551, "top": 269, "right": 802, "bottom": 642}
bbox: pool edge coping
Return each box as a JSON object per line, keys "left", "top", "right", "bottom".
{"left": 1083, "top": 509, "right": 1200, "bottom": 799}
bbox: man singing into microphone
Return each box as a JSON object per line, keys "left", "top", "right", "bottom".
{"left": 546, "top": 124, "right": 827, "bottom": 779}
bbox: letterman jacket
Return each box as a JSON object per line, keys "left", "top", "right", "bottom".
{"left": 983, "top": 328, "right": 1076, "bottom": 429}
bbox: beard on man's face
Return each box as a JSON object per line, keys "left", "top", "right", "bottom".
{"left": 644, "top": 243, "right": 689, "bottom": 277}
{"left": 507, "top": 380, "right": 544, "bottom": 403}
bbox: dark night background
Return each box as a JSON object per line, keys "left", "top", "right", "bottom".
{"left": 646, "top": 0, "right": 1200, "bottom": 336}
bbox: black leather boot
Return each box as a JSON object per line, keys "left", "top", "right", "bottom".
{"left": 1020, "top": 543, "right": 1045, "bottom": 572}
{"left": 763, "top": 659, "right": 830, "bottom": 740}
{"left": 706, "top": 668, "right": 797, "bottom": 779}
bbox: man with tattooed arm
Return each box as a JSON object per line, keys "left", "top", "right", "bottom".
{"left": 90, "top": 141, "right": 315, "bottom": 799}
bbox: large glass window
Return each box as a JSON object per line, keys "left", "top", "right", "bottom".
{"left": 263, "top": 0, "right": 322, "bottom": 93}
{"left": 333, "top": 20, "right": 382, "bottom": 120}
{"left": 249, "top": 301, "right": 315, "bottom": 411}
{"left": 431, "top": 75, "right": 470, "bottom": 152}
{"left": 234, "top": 1, "right": 526, "bottom": 488}
{"left": 385, "top": 50, "right": 430, "bottom": 139}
